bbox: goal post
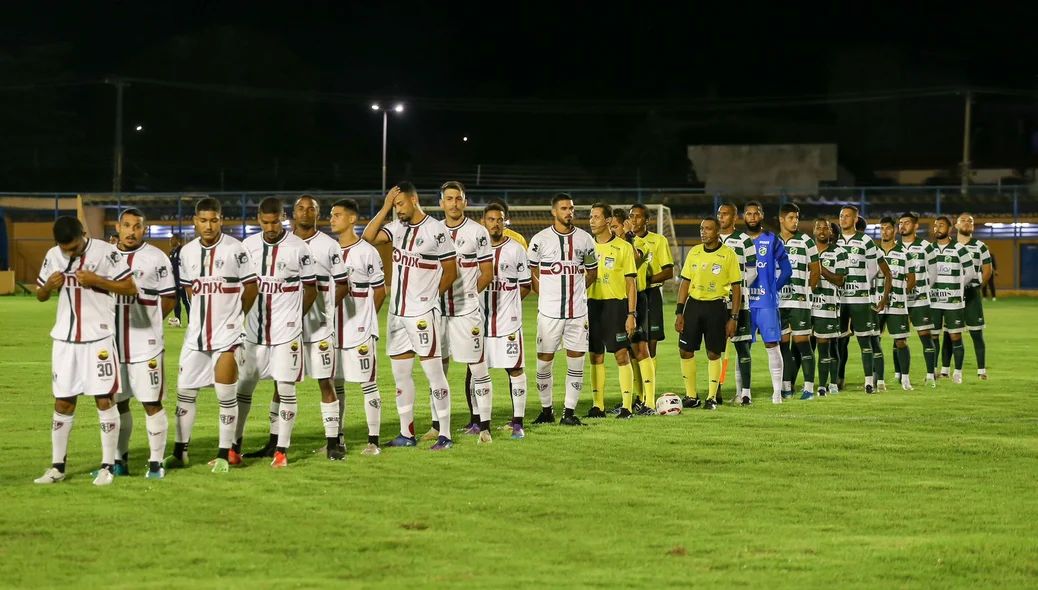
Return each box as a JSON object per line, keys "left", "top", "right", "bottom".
{"left": 423, "top": 203, "right": 682, "bottom": 293}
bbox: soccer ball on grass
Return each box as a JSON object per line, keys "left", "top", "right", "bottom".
{"left": 655, "top": 393, "right": 682, "bottom": 415}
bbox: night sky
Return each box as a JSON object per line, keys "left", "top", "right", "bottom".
{"left": 2, "top": 4, "right": 1037, "bottom": 192}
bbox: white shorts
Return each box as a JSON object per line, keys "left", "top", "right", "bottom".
{"left": 115, "top": 354, "right": 164, "bottom": 404}
{"left": 303, "top": 338, "right": 337, "bottom": 380}
{"left": 536, "top": 313, "right": 589, "bottom": 355}
{"left": 386, "top": 309, "right": 442, "bottom": 358}
{"left": 178, "top": 343, "right": 245, "bottom": 390}
{"left": 486, "top": 331, "right": 525, "bottom": 370}
{"left": 51, "top": 336, "right": 121, "bottom": 398}
{"left": 441, "top": 309, "right": 486, "bottom": 364}
{"left": 242, "top": 337, "right": 305, "bottom": 384}
{"left": 338, "top": 336, "right": 378, "bottom": 383}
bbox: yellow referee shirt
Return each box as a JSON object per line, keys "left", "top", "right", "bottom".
{"left": 680, "top": 243, "right": 741, "bottom": 301}
{"left": 637, "top": 231, "right": 675, "bottom": 288}
{"left": 589, "top": 236, "right": 637, "bottom": 301}
{"left": 632, "top": 235, "right": 650, "bottom": 292}
{"left": 503, "top": 228, "right": 527, "bottom": 249}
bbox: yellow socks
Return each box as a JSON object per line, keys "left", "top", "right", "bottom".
{"left": 631, "top": 359, "right": 644, "bottom": 402}
{"left": 638, "top": 357, "right": 656, "bottom": 408}
{"left": 618, "top": 363, "right": 634, "bottom": 410}
{"left": 591, "top": 363, "right": 606, "bottom": 410}
{"left": 681, "top": 357, "right": 697, "bottom": 399}
{"left": 708, "top": 357, "right": 722, "bottom": 401}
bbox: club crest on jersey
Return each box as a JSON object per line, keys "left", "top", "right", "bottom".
{"left": 604, "top": 256, "right": 615, "bottom": 269}
{"left": 358, "top": 344, "right": 369, "bottom": 355}
{"left": 416, "top": 320, "right": 428, "bottom": 330}
{"left": 98, "top": 350, "right": 110, "bottom": 360}
{"left": 148, "top": 359, "right": 158, "bottom": 369}
{"left": 215, "top": 258, "right": 224, "bottom": 269}
{"left": 276, "top": 260, "right": 287, "bottom": 271}
{"left": 290, "top": 341, "right": 299, "bottom": 352}
{"left": 415, "top": 238, "right": 424, "bottom": 246}
{"left": 133, "top": 269, "right": 144, "bottom": 279}
{"left": 788, "top": 247, "right": 798, "bottom": 255}
{"left": 236, "top": 252, "right": 248, "bottom": 266}
{"left": 471, "top": 326, "right": 481, "bottom": 336}
{"left": 456, "top": 238, "right": 465, "bottom": 247}
{"left": 758, "top": 245, "right": 768, "bottom": 256}
{"left": 318, "top": 341, "right": 329, "bottom": 351}
{"left": 711, "top": 263, "right": 722, "bottom": 275}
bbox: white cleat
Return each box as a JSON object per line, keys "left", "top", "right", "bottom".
{"left": 952, "top": 373, "right": 963, "bottom": 384}
{"left": 34, "top": 467, "right": 65, "bottom": 484}
{"left": 926, "top": 378, "right": 937, "bottom": 389}
{"left": 420, "top": 428, "right": 439, "bottom": 442}
{"left": 771, "top": 392, "right": 783, "bottom": 404}
{"left": 359, "top": 443, "right": 381, "bottom": 456}
{"left": 478, "top": 430, "right": 493, "bottom": 444}
{"left": 877, "top": 381, "right": 888, "bottom": 392}
{"left": 901, "top": 378, "right": 914, "bottom": 391}
{"left": 92, "top": 468, "right": 114, "bottom": 486}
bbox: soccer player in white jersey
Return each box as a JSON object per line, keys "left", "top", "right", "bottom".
{"left": 777, "top": 203, "right": 820, "bottom": 399}
{"left": 232, "top": 197, "right": 317, "bottom": 467}
{"left": 362, "top": 182, "right": 458, "bottom": 450}
{"left": 112, "top": 208, "right": 177, "bottom": 479}
{"left": 956, "top": 213, "right": 993, "bottom": 379}
{"left": 166, "top": 198, "right": 258, "bottom": 474}
{"left": 482, "top": 203, "right": 532, "bottom": 439}
{"left": 528, "top": 193, "right": 598, "bottom": 426}
{"left": 717, "top": 203, "right": 758, "bottom": 405}
{"left": 423, "top": 181, "right": 495, "bottom": 443}
{"left": 330, "top": 198, "right": 387, "bottom": 456}
{"left": 33, "top": 216, "right": 138, "bottom": 485}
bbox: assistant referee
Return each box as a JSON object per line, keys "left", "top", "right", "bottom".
{"left": 675, "top": 216, "right": 742, "bottom": 410}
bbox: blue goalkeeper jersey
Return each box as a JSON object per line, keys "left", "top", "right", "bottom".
{"left": 749, "top": 230, "right": 791, "bottom": 309}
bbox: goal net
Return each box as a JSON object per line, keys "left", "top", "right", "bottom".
{"left": 424, "top": 203, "right": 682, "bottom": 292}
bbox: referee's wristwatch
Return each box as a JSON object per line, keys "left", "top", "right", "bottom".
{"left": 729, "top": 314, "right": 738, "bottom": 321}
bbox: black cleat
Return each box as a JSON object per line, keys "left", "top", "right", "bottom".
{"left": 740, "top": 396, "right": 753, "bottom": 406}
{"left": 606, "top": 403, "right": 623, "bottom": 416}
{"left": 243, "top": 443, "right": 277, "bottom": 459}
{"left": 532, "top": 408, "right": 556, "bottom": 425}
{"left": 632, "top": 400, "right": 646, "bottom": 413}
{"left": 865, "top": 384, "right": 875, "bottom": 394}
{"left": 704, "top": 398, "right": 718, "bottom": 410}
{"left": 682, "top": 396, "right": 702, "bottom": 409}
{"left": 327, "top": 448, "right": 346, "bottom": 461}
{"left": 559, "top": 415, "right": 585, "bottom": 426}
{"left": 585, "top": 406, "right": 607, "bottom": 419}
{"left": 336, "top": 432, "right": 347, "bottom": 455}
{"left": 616, "top": 408, "right": 633, "bottom": 420}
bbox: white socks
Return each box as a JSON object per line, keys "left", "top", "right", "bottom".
{"left": 422, "top": 358, "right": 452, "bottom": 438}
{"left": 174, "top": 388, "right": 198, "bottom": 445}
{"left": 98, "top": 407, "right": 120, "bottom": 465}
{"left": 233, "top": 377, "right": 258, "bottom": 443}
{"left": 214, "top": 383, "right": 238, "bottom": 450}
{"left": 565, "top": 355, "right": 584, "bottom": 411}
{"left": 268, "top": 401, "right": 279, "bottom": 436}
{"left": 145, "top": 410, "right": 168, "bottom": 463}
{"left": 334, "top": 378, "right": 346, "bottom": 431}
{"left": 362, "top": 381, "right": 381, "bottom": 438}
{"left": 52, "top": 412, "right": 74, "bottom": 465}
{"left": 320, "top": 401, "right": 340, "bottom": 438}
{"left": 276, "top": 382, "right": 298, "bottom": 450}
{"left": 766, "top": 346, "right": 784, "bottom": 395}
{"left": 470, "top": 362, "right": 493, "bottom": 424}
{"left": 117, "top": 409, "right": 133, "bottom": 459}
{"left": 391, "top": 357, "right": 416, "bottom": 438}
{"left": 510, "top": 373, "right": 527, "bottom": 420}
{"left": 535, "top": 358, "right": 553, "bottom": 409}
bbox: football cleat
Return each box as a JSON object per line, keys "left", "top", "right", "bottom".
{"left": 162, "top": 453, "right": 189, "bottom": 469}
{"left": 616, "top": 408, "right": 633, "bottom": 420}
{"left": 420, "top": 428, "right": 440, "bottom": 442}
{"left": 92, "top": 466, "right": 114, "bottom": 486}
{"left": 799, "top": 390, "right": 815, "bottom": 401}
{"left": 228, "top": 449, "right": 243, "bottom": 466}
{"left": 477, "top": 431, "right": 493, "bottom": 444}
{"left": 559, "top": 415, "right": 584, "bottom": 426}
{"left": 387, "top": 435, "right": 418, "bottom": 447}
{"left": 430, "top": 436, "right": 454, "bottom": 451}
{"left": 326, "top": 448, "right": 346, "bottom": 461}
{"left": 510, "top": 425, "right": 526, "bottom": 439}
{"left": 210, "top": 458, "right": 229, "bottom": 473}
{"left": 585, "top": 406, "right": 607, "bottom": 419}
{"left": 271, "top": 452, "right": 288, "bottom": 468}
{"left": 360, "top": 443, "right": 382, "bottom": 456}
{"left": 34, "top": 468, "right": 65, "bottom": 484}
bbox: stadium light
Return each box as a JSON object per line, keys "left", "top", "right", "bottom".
{"left": 463, "top": 136, "right": 468, "bottom": 142}
{"left": 135, "top": 125, "right": 143, "bottom": 132}
{"left": 372, "top": 101, "right": 405, "bottom": 195}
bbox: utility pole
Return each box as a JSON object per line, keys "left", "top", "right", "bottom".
{"left": 106, "top": 78, "right": 126, "bottom": 196}
{"left": 961, "top": 89, "right": 973, "bottom": 196}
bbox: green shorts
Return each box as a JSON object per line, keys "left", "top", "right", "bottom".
{"left": 931, "top": 307, "right": 965, "bottom": 334}
{"left": 780, "top": 307, "right": 812, "bottom": 337}
{"left": 878, "top": 313, "right": 911, "bottom": 339}
{"left": 730, "top": 308, "right": 753, "bottom": 343}
{"left": 844, "top": 303, "right": 878, "bottom": 336}
{"left": 908, "top": 305, "right": 934, "bottom": 332}
{"left": 812, "top": 315, "right": 841, "bottom": 339}
{"left": 964, "top": 286, "right": 985, "bottom": 330}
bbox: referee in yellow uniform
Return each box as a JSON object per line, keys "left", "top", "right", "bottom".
{"left": 675, "top": 216, "right": 742, "bottom": 410}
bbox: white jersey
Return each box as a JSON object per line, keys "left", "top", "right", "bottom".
{"left": 483, "top": 237, "right": 531, "bottom": 337}
{"left": 114, "top": 243, "right": 177, "bottom": 363}
{"left": 37, "top": 239, "right": 132, "bottom": 343}
{"left": 179, "top": 234, "right": 257, "bottom": 352}
{"left": 440, "top": 217, "right": 493, "bottom": 317}
{"left": 527, "top": 226, "right": 598, "bottom": 319}
{"left": 337, "top": 239, "right": 386, "bottom": 349}
{"left": 300, "top": 230, "right": 348, "bottom": 343}
{"left": 382, "top": 215, "right": 455, "bottom": 317}
{"left": 243, "top": 231, "right": 317, "bottom": 346}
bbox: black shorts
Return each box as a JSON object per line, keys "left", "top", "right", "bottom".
{"left": 588, "top": 298, "right": 631, "bottom": 354}
{"left": 645, "top": 287, "right": 667, "bottom": 342}
{"left": 678, "top": 298, "right": 728, "bottom": 354}
{"left": 631, "top": 292, "right": 650, "bottom": 344}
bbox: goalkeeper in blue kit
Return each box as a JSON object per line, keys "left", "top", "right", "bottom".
{"left": 743, "top": 202, "right": 792, "bottom": 404}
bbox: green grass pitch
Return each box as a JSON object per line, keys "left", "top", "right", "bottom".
{"left": 1, "top": 295, "right": 1037, "bottom": 588}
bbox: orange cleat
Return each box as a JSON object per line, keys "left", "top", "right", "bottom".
{"left": 228, "top": 449, "right": 243, "bottom": 466}
{"left": 271, "top": 451, "right": 288, "bottom": 468}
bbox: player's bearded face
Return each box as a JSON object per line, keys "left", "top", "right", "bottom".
{"left": 483, "top": 212, "right": 504, "bottom": 241}
{"left": 630, "top": 209, "right": 646, "bottom": 233}
{"left": 394, "top": 195, "right": 416, "bottom": 222}
{"left": 119, "top": 215, "right": 144, "bottom": 249}
{"left": 744, "top": 208, "right": 762, "bottom": 232}
{"left": 881, "top": 224, "right": 895, "bottom": 241}
{"left": 814, "top": 222, "right": 830, "bottom": 244}
{"left": 934, "top": 223, "right": 949, "bottom": 240}
{"left": 259, "top": 213, "right": 284, "bottom": 242}
{"left": 553, "top": 201, "right": 574, "bottom": 228}
{"left": 440, "top": 190, "right": 465, "bottom": 222}
{"left": 956, "top": 216, "right": 974, "bottom": 236}
{"left": 899, "top": 219, "right": 916, "bottom": 237}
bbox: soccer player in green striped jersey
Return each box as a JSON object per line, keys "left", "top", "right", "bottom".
{"left": 930, "top": 216, "right": 975, "bottom": 384}
{"left": 876, "top": 217, "right": 915, "bottom": 390}
{"left": 837, "top": 206, "right": 892, "bottom": 394}
{"left": 811, "top": 218, "right": 847, "bottom": 396}
{"left": 717, "top": 203, "right": 758, "bottom": 405}
{"left": 898, "top": 212, "right": 938, "bottom": 387}
{"left": 956, "top": 213, "right": 993, "bottom": 379}
{"left": 778, "top": 203, "right": 820, "bottom": 400}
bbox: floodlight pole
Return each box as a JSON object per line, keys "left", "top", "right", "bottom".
{"left": 961, "top": 90, "right": 973, "bottom": 197}
{"left": 108, "top": 78, "right": 127, "bottom": 197}
{"left": 381, "top": 109, "right": 388, "bottom": 196}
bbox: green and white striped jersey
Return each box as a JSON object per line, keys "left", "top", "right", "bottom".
{"left": 959, "top": 238, "right": 991, "bottom": 288}
{"left": 837, "top": 232, "right": 879, "bottom": 305}
{"left": 779, "top": 232, "right": 819, "bottom": 310}
{"left": 875, "top": 243, "right": 909, "bottom": 315}
{"left": 901, "top": 237, "right": 936, "bottom": 308}
{"left": 812, "top": 244, "right": 848, "bottom": 319}
{"left": 929, "top": 241, "right": 974, "bottom": 310}
{"left": 720, "top": 231, "right": 757, "bottom": 311}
